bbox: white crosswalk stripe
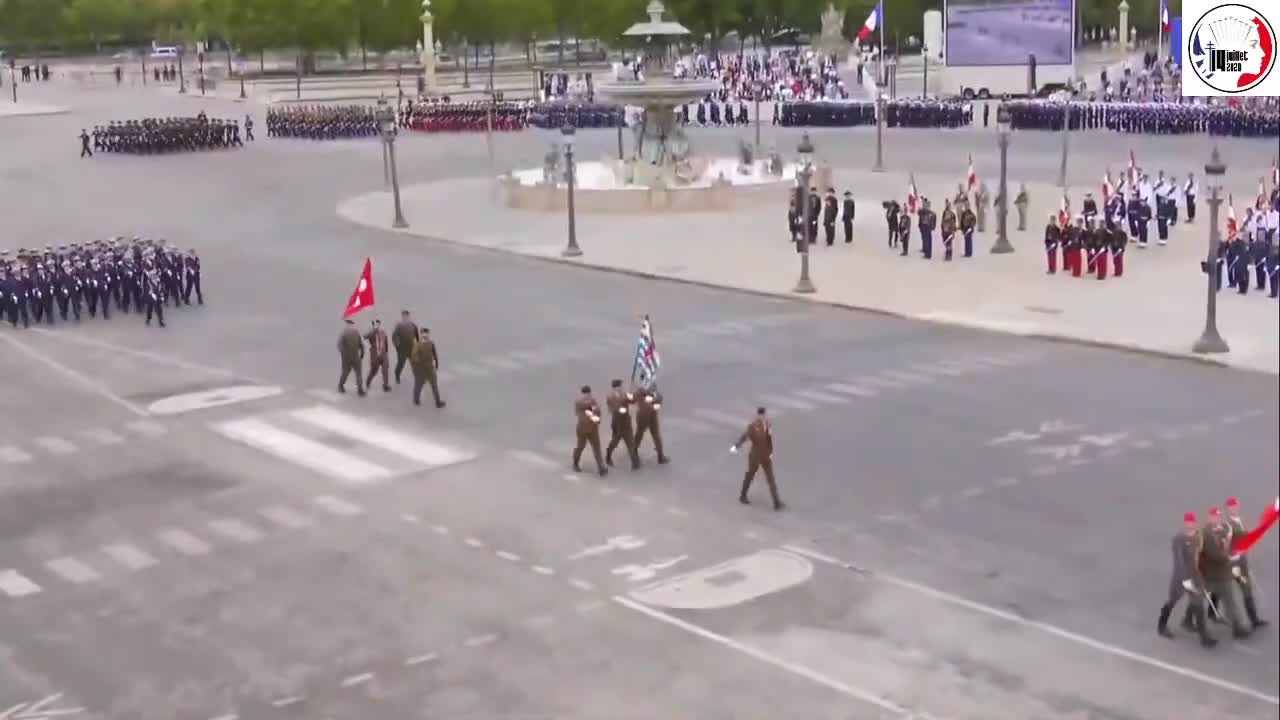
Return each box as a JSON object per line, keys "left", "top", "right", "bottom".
{"left": 0, "top": 445, "right": 33, "bottom": 464}
{"left": 259, "top": 505, "right": 313, "bottom": 529}
{"left": 34, "top": 436, "right": 77, "bottom": 455}
{"left": 83, "top": 428, "right": 125, "bottom": 445}
{"left": 127, "top": 420, "right": 168, "bottom": 437}
{"left": 824, "top": 382, "right": 877, "bottom": 397}
{"left": 759, "top": 394, "right": 816, "bottom": 411}
{"left": 212, "top": 415, "right": 394, "bottom": 486}
{"left": 314, "top": 495, "right": 364, "bottom": 516}
{"left": 102, "top": 543, "right": 157, "bottom": 571}
{"left": 793, "top": 389, "right": 849, "bottom": 405}
{"left": 289, "top": 404, "right": 474, "bottom": 469}
{"left": 156, "top": 528, "right": 212, "bottom": 556}
{"left": 207, "top": 518, "right": 266, "bottom": 543}
{"left": 881, "top": 370, "right": 935, "bottom": 385}
{"left": 692, "top": 408, "right": 744, "bottom": 428}
{"left": 45, "top": 556, "right": 101, "bottom": 584}
{"left": 0, "top": 569, "right": 42, "bottom": 598}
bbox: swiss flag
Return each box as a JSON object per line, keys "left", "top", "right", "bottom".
{"left": 342, "top": 257, "right": 375, "bottom": 318}
{"left": 1231, "top": 496, "right": 1280, "bottom": 554}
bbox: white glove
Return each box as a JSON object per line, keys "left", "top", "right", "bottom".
{"left": 645, "top": 396, "right": 654, "bottom": 404}
{"left": 1229, "top": 553, "right": 1241, "bottom": 562}
{"left": 618, "top": 407, "right": 627, "bottom": 414}
{"left": 1181, "top": 579, "right": 1194, "bottom": 592}
{"left": 652, "top": 403, "right": 661, "bottom": 410}
{"left": 1231, "top": 566, "right": 1242, "bottom": 579}
{"left": 729, "top": 445, "right": 738, "bottom": 454}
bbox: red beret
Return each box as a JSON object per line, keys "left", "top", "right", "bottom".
{"left": 1183, "top": 512, "right": 1197, "bottom": 523}
{"left": 1225, "top": 497, "right": 1239, "bottom": 508}
{"left": 1208, "top": 506, "right": 1221, "bottom": 517}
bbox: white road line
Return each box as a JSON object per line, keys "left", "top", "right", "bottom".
{"left": 860, "top": 374, "right": 907, "bottom": 389}
{"left": 665, "top": 506, "right": 689, "bottom": 517}
{"left": 270, "top": 697, "right": 303, "bottom": 708}
{"left": 405, "top": 653, "right": 438, "bottom": 666}
{"left": 305, "top": 388, "right": 343, "bottom": 403}
{"left": 562, "top": 473, "right": 583, "bottom": 484}
{"left": 882, "top": 370, "right": 935, "bottom": 385}
{"left": 450, "top": 363, "right": 492, "bottom": 378}
{"left": 102, "top": 543, "right": 157, "bottom": 571}
{"left": 431, "top": 525, "right": 450, "bottom": 535}
{"left": 82, "top": 428, "right": 125, "bottom": 445}
{"left": 45, "top": 556, "right": 101, "bottom": 584}
{"left": 824, "top": 382, "right": 877, "bottom": 398}
{"left": 760, "top": 394, "right": 816, "bottom": 411}
{"left": 693, "top": 408, "right": 744, "bottom": 428}
{"left": 614, "top": 596, "right": 911, "bottom": 714}
{"left": 313, "top": 495, "right": 364, "bottom": 516}
{"left": 786, "top": 544, "right": 1280, "bottom": 707}
{"left": 463, "top": 633, "right": 498, "bottom": 648}
{"left": 0, "top": 333, "right": 150, "bottom": 416}
{"left": 663, "top": 416, "right": 717, "bottom": 434}
{"left": 569, "top": 578, "right": 595, "bottom": 592}
{"left": 928, "top": 362, "right": 969, "bottom": 377}
{"left": 510, "top": 350, "right": 544, "bottom": 364}
{"left": 793, "top": 389, "right": 849, "bottom": 405}
{"left": 464, "top": 537, "right": 485, "bottom": 548}
{"left": 156, "top": 528, "right": 212, "bottom": 556}
{"left": 495, "top": 550, "right": 522, "bottom": 562}
{"left": 0, "top": 446, "right": 33, "bottom": 463}
{"left": 340, "top": 673, "right": 373, "bottom": 688}
{"left": 26, "top": 328, "right": 258, "bottom": 382}
{"left": 34, "top": 436, "right": 77, "bottom": 455}
{"left": 508, "top": 449, "right": 557, "bottom": 469}
{"left": 207, "top": 518, "right": 265, "bottom": 543}
{"left": 290, "top": 404, "right": 473, "bottom": 468}
{"left": 259, "top": 505, "right": 312, "bottom": 529}
{"left": 629, "top": 495, "right": 651, "bottom": 506}
{"left": 126, "top": 420, "right": 168, "bottom": 437}
{"left": 480, "top": 356, "right": 522, "bottom": 371}
{"left": 531, "top": 565, "right": 556, "bottom": 576}
{"left": 213, "top": 417, "right": 393, "bottom": 486}
{"left": 208, "top": 714, "right": 238, "bottom": 720}
{"left": 402, "top": 514, "right": 420, "bottom": 523}
{"left": 0, "top": 569, "right": 43, "bottom": 597}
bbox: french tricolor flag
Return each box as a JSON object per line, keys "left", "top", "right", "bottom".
{"left": 1160, "top": 0, "right": 1171, "bottom": 32}
{"left": 857, "top": 1, "right": 882, "bottom": 42}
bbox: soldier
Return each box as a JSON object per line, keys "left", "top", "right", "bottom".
{"left": 572, "top": 385, "right": 607, "bottom": 476}
{"left": 787, "top": 194, "right": 801, "bottom": 244}
{"left": 896, "top": 206, "right": 912, "bottom": 257}
{"left": 1157, "top": 511, "right": 1216, "bottom": 647}
{"left": 79, "top": 129, "right": 92, "bottom": 158}
{"left": 807, "top": 187, "right": 820, "bottom": 245}
{"left": 883, "top": 199, "right": 899, "bottom": 248}
{"left": 959, "top": 202, "right": 976, "bottom": 258}
{"left": 1128, "top": 193, "right": 1145, "bottom": 244}
{"left": 730, "top": 407, "right": 783, "bottom": 511}
{"left": 1083, "top": 220, "right": 1099, "bottom": 277}
{"left": 1229, "top": 223, "right": 1250, "bottom": 295}
{"left": 604, "top": 379, "right": 640, "bottom": 470}
{"left": 410, "top": 328, "right": 445, "bottom": 408}
{"left": 940, "top": 199, "right": 957, "bottom": 261}
{"left": 974, "top": 183, "right": 990, "bottom": 233}
{"left": 1044, "top": 213, "right": 1061, "bottom": 274}
{"left": 1183, "top": 173, "right": 1198, "bottom": 224}
{"left": 1067, "top": 217, "right": 1084, "bottom": 278}
{"left": 336, "top": 318, "right": 366, "bottom": 396}
{"left": 1014, "top": 184, "right": 1029, "bottom": 231}
{"left": 244, "top": 114, "right": 255, "bottom": 142}
{"left": 392, "top": 310, "right": 419, "bottom": 384}
{"left": 633, "top": 385, "right": 669, "bottom": 464}
{"left": 841, "top": 190, "right": 855, "bottom": 244}
{"left": 1224, "top": 497, "right": 1270, "bottom": 630}
{"left": 918, "top": 199, "right": 936, "bottom": 259}
{"left": 1110, "top": 223, "right": 1128, "bottom": 278}
{"left": 1082, "top": 192, "right": 1098, "bottom": 224}
{"left": 822, "top": 188, "right": 837, "bottom": 246}
{"left": 1094, "top": 221, "right": 1109, "bottom": 280}
{"left": 142, "top": 266, "right": 165, "bottom": 327}
{"left": 1194, "top": 506, "right": 1252, "bottom": 639}
{"left": 1252, "top": 212, "right": 1270, "bottom": 291}
{"left": 364, "top": 319, "right": 392, "bottom": 393}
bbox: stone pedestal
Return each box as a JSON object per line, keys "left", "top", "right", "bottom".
{"left": 817, "top": 3, "right": 851, "bottom": 60}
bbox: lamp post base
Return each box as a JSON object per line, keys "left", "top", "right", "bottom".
{"left": 793, "top": 277, "right": 816, "bottom": 294}
{"left": 1191, "top": 332, "right": 1229, "bottom": 354}
{"left": 393, "top": 216, "right": 409, "bottom": 229}
{"left": 872, "top": 161, "right": 884, "bottom": 173}
{"left": 990, "top": 236, "right": 1015, "bottom": 254}
{"left": 561, "top": 245, "right": 583, "bottom": 258}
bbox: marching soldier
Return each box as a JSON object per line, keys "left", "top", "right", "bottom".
{"left": 604, "top": 379, "right": 640, "bottom": 470}
{"left": 392, "top": 310, "right": 419, "bottom": 384}
{"left": 884, "top": 199, "right": 900, "bottom": 248}
{"left": 364, "top": 319, "right": 392, "bottom": 393}
{"left": 142, "top": 265, "right": 165, "bottom": 327}
{"left": 841, "top": 190, "right": 855, "bottom": 244}
{"left": 1014, "top": 184, "right": 1029, "bottom": 231}
{"left": 940, "top": 199, "right": 957, "bottom": 261}
{"left": 807, "top": 188, "right": 820, "bottom": 245}
{"left": 80, "top": 129, "right": 92, "bottom": 158}
{"left": 1157, "top": 511, "right": 1216, "bottom": 647}
{"left": 337, "top": 318, "right": 366, "bottom": 396}
{"left": 1044, "top": 214, "right": 1061, "bottom": 274}
{"left": 410, "top": 328, "right": 445, "bottom": 408}
{"left": 1094, "top": 221, "right": 1110, "bottom": 280}
{"left": 918, "top": 199, "right": 937, "bottom": 259}
{"left": 959, "top": 202, "right": 976, "bottom": 258}
{"left": 1192, "top": 506, "right": 1252, "bottom": 639}
{"left": 1110, "top": 223, "right": 1128, "bottom": 277}
{"left": 572, "top": 385, "right": 607, "bottom": 476}
{"left": 1083, "top": 221, "right": 1099, "bottom": 277}
{"left": 183, "top": 248, "right": 202, "bottom": 304}
{"left": 1183, "top": 173, "right": 1198, "bottom": 224}
{"left": 730, "top": 407, "right": 783, "bottom": 510}
{"left": 1068, "top": 217, "right": 1085, "bottom": 278}
{"left": 896, "top": 207, "right": 911, "bottom": 257}
{"left": 1229, "top": 223, "right": 1250, "bottom": 295}
{"left": 1224, "top": 497, "right": 1270, "bottom": 630}
{"left": 633, "top": 385, "right": 669, "bottom": 464}
{"left": 822, "top": 188, "right": 837, "bottom": 246}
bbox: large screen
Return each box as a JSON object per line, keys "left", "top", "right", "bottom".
{"left": 945, "top": 0, "right": 1074, "bottom": 67}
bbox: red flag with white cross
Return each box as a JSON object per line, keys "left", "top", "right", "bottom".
{"left": 342, "top": 257, "right": 375, "bottom": 318}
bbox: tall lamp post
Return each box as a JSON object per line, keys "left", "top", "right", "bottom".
{"left": 198, "top": 50, "right": 206, "bottom": 95}
{"left": 990, "top": 105, "right": 1015, "bottom": 254}
{"left": 1057, "top": 101, "right": 1069, "bottom": 187}
{"left": 177, "top": 48, "right": 187, "bottom": 94}
{"left": 376, "top": 99, "right": 409, "bottom": 229}
{"left": 753, "top": 79, "right": 762, "bottom": 153}
{"left": 561, "top": 123, "right": 582, "bottom": 257}
{"left": 8, "top": 61, "right": 16, "bottom": 103}
{"left": 793, "top": 133, "right": 817, "bottom": 294}
{"left": 873, "top": 93, "right": 885, "bottom": 173}
{"left": 377, "top": 97, "right": 391, "bottom": 187}
{"left": 1192, "top": 148, "right": 1229, "bottom": 354}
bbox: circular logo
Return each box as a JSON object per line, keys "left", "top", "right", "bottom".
{"left": 1188, "top": 3, "right": 1277, "bottom": 93}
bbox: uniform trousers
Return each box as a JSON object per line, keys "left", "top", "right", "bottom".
{"left": 920, "top": 229, "right": 933, "bottom": 259}
{"left": 634, "top": 417, "right": 665, "bottom": 459}
{"left": 338, "top": 358, "right": 365, "bottom": 393}
{"left": 824, "top": 222, "right": 835, "bottom": 246}
{"left": 741, "top": 455, "right": 781, "bottom": 506}
{"left": 412, "top": 373, "right": 442, "bottom": 406}
{"left": 942, "top": 232, "right": 954, "bottom": 261}
{"left": 394, "top": 349, "right": 411, "bottom": 383}
{"left": 573, "top": 428, "right": 605, "bottom": 471}
{"left": 605, "top": 418, "right": 639, "bottom": 468}
{"left": 844, "top": 219, "right": 853, "bottom": 243}
{"left": 1046, "top": 243, "right": 1058, "bottom": 273}
{"left": 1113, "top": 248, "right": 1125, "bottom": 277}
{"left": 366, "top": 354, "right": 390, "bottom": 390}
{"left": 962, "top": 230, "right": 973, "bottom": 258}
{"left": 1185, "top": 195, "right": 1196, "bottom": 222}
{"left": 1096, "top": 248, "right": 1109, "bottom": 279}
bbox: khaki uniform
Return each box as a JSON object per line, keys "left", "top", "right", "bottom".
{"left": 572, "top": 394, "right": 606, "bottom": 474}
{"left": 392, "top": 319, "right": 418, "bottom": 383}
{"left": 634, "top": 389, "right": 668, "bottom": 463}
{"left": 1225, "top": 514, "right": 1268, "bottom": 628}
{"left": 735, "top": 417, "right": 781, "bottom": 508}
{"left": 337, "top": 325, "right": 365, "bottom": 394}
{"left": 1197, "top": 523, "right": 1249, "bottom": 636}
{"left": 410, "top": 337, "right": 443, "bottom": 407}
{"left": 364, "top": 327, "right": 391, "bottom": 390}
{"left": 1158, "top": 529, "right": 1215, "bottom": 646}
{"left": 605, "top": 388, "right": 639, "bottom": 469}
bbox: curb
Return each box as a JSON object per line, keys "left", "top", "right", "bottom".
{"left": 336, "top": 199, "right": 1261, "bottom": 375}
{"left": 0, "top": 108, "right": 71, "bottom": 119}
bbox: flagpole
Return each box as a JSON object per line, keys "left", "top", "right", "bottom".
{"left": 878, "top": 1, "right": 885, "bottom": 92}
{"left": 1156, "top": 3, "right": 1163, "bottom": 63}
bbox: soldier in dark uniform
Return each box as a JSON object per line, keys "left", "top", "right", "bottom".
{"left": 1224, "top": 497, "right": 1269, "bottom": 630}
{"left": 392, "top": 310, "right": 419, "bottom": 384}
{"left": 1127, "top": 194, "right": 1143, "bottom": 240}
{"left": 841, "top": 191, "right": 855, "bottom": 244}
{"left": 1251, "top": 217, "right": 1270, "bottom": 292}
{"left": 940, "top": 199, "right": 957, "bottom": 261}
{"left": 1044, "top": 214, "right": 1061, "bottom": 274}
{"left": 183, "top": 248, "right": 202, "bottom": 304}
{"left": 1094, "top": 221, "right": 1110, "bottom": 279}
{"left": 807, "top": 188, "right": 820, "bottom": 245}
{"left": 337, "top": 318, "right": 366, "bottom": 395}
{"left": 364, "top": 319, "right": 392, "bottom": 392}
{"left": 410, "top": 328, "right": 445, "bottom": 408}
{"left": 918, "top": 199, "right": 936, "bottom": 259}
{"left": 959, "top": 203, "right": 976, "bottom": 258}
{"left": 80, "top": 129, "right": 92, "bottom": 158}
{"left": 572, "top": 385, "right": 607, "bottom": 476}
{"left": 142, "top": 264, "right": 165, "bottom": 327}
{"left": 633, "top": 385, "right": 669, "bottom": 465}
{"left": 1014, "top": 184, "right": 1029, "bottom": 231}
{"left": 1109, "top": 223, "right": 1128, "bottom": 278}
{"left": 604, "top": 379, "right": 640, "bottom": 470}
{"left": 1192, "top": 506, "right": 1252, "bottom": 639}
{"left": 883, "top": 199, "right": 899, "bottom": 248}
{"left": 1083, "top": 220, "right": 1099, "bottom": 276}
{"left": 896, "top": 209, "right": 911, "bottom": 257}
{"left": 1135, "top": 196, "right": 1152, "bottom": 247}
{"left": 1159, "top": 511, "right": 1216, "bottom": 647}
{"left": 731, "top": 407, "right": 783, "bottom": 511}
{"left": 1229, "top": 225, "right": 1249, "bottom": 294}
{"left": 1183, "top": 173, "right": 1197, "bottom": 223}
{"left": 822, "top": 189, "right": 837, "bottom": 246}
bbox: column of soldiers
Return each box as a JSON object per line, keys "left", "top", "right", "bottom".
{"left": 1207, "top": 192, "right": 1280, "bottom": 300}
{"left": 2, "top": 238, "right": 202, "bottom": 330}
{"left": 1044, "top": 191, "right": 1130, "bottom": 280}
{"left": 878, "top": 184, "right": 994, "bottom": 261}
{"left": 335, "top": 310, "right": 447, "bottom": 409}
{"left": 772, "top": 99, "right": 968, "bottom": 128}
{"left": 526, "top": 102, "right": 625, "bottom": 130}
{"left": 406, "top": 99, "right": 533, "bottom": 132}
{"left": 1004, "top": 99, "right": 1280, "bottom": 138}
{"left": 267, "top": 105, "right": 378, "bottom": 139}
{"left": 570, "top": 381, "right": 670, "bottom": 478}
{"left": 85, "top": 114, "right": 243, "bottom": 155}
{"left": 787, "top": 188, "right": 857, "bottom": 248}
{"left": 1158, "top": 499, "right": 1268, "bottom": 649}
{"left": 678, "top": 96, "right": 752, "bottom": 126}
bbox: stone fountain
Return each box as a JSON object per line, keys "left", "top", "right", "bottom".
{"left": 501, "top": 0, "right": 799, "bottom": 214}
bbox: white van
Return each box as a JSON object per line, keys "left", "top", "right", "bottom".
{"left": 150, "top": 46, "right": 179, "bottom": 59}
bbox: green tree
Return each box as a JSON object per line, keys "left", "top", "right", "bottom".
{"left": 0, "top": 0, "right": 71, "bottom": 54}
{"left": 63, "top": 0, "right": 131, "bottom": 49}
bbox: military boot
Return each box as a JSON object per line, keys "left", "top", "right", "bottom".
{"left": 1158, "top": 604, "right": 1175, "bottom": 638}
{"left": 1194, "top": 606, "right": 1218, "bottom": 648}
{"left": 1244, "top": 595, "right": 1270, "bottom": 629}
{"left": 1181, "top": 605, "right": 1197, "bottom": 633}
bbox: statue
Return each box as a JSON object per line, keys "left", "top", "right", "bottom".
{"left": 767, "top": 149, "right": 783, "bottom": 176}
{"left": 1015, "top": 183, "right": 1030, "bottom": 231}
{"left": 420, "top": 0, "right": 437, "bottom": 91}
{"left": 737, "top": 138, "right": 754, "bottom": 172}
{"left": 818, "top": 3, "right": 850, "bottom": 60}
{"left": 543, "top": 143, "right": 562, "bottom": 184}
{"left": 975, "top": 182, "right": 990, "bottom": 232}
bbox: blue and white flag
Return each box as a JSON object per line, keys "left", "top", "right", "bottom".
{"left": 631, "top": 315, "right": 661, "bottom": 389}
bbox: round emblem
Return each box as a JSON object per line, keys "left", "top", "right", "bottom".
{"left": 1188, "top": 3, "right": 1277, "bottom": 94}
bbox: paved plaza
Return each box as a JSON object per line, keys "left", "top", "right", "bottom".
{"left": 1, "top": 80, "right": 1277, "bottom": 720}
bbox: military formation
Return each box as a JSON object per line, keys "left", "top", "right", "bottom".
{"left": 1206, "top": 191, "right": 1280, "bottom": 299}
{"left": 404, "top": 99, "right": 533, "bottom": 132}
{"left": 873, "top": 183, "right": 998, "bottom": 262}
{"left": 570, "top": 381, "right": 670, "bottom": 477}
{"left": 1158, "top": 499, "right": 1269, "bottom": 649}
{"left": 83, "top": 114, "right": 244, "bottom": 156}
{"left": 526, "top": 102, "right": 625, "bottom": 130}
{"left": 2, "top": 238, "right": 201, "bottom": 330}
{"left": 1004, "top": 100, "right": 1280, "bottom": 138}
{"left": 772, "top": 99, "right": 969, "bottom": 128}
{"left": 267, "top": 105, "right": 378, "bottom": 140}
{"left": 335, "top": 310, "right": 446, "bottom": 409}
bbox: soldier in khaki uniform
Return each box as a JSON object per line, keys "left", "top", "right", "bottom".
{"left": 633, "top": 386, "right": 669, "bottom": 465}
{"left": 1223, "top": 496, "right": 1269, "bottom": 630}
{"left": 337, "top": 318, "right": 366, "bottom": 396}
{"left": 410, "top": 328, "right": 446, "bottom": 408}
{"left": 392, "top": 310, "right": 419, "bottom": 384}
{"left": 1158, "top": 511, "right": 1216, "bottom": 646}
{"left": 604, "top": 379, "right": 639, "bottom": 470}
{"left": 1189, "top": 506, "right": 1251, "bottom": 639}
{"left": 730, "top": 407, "right": 783, "bottom": 510}
{"left": 572, "top": 385, "right": 607, "bottom": 476}
{"left": 364, "top": 318, "right": 392, "bottom": 392}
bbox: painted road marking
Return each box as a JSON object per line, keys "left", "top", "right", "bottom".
{"left": 34, "top": 436, "right": 77, "bottom": 455}
{"left": 793, "top": 389, "right": 849, "bottom": 405}
{"left": 83, "top": 428, "right": 124, "bottom": 445}
{"left": 693, "top": 408, "right": 743, "bottom": 428}
{"left": 127, "top": 420, "right": 168, "bottom": 438}
{"left": 207, "top": 518, "right": 266, "bottom": 543}
{"left": 259, "top": 505, "right": 312, "bottom": 529}
{"left": 102, "top": 543, "right": 157, "bottom": 571}
{"left": 882, "top": 369, "right": 935, "bottom": 385}
{"left": 0, "top": 446, "right": 32, "bottom": 464}
{"left": 508, "top": 449, "right": 557, "bottom": 469}
{"left": 463, "top": 634, "right": 498, "bottom": 648}
{"left": 760, "top": 394, "right": 815, "bottom": 411}
{"left": 496, "top": 551, "right": 522, "bottom": 562}
{"left": 0, "top": 570, "right": 42, "bottom": 598}
{"left": 45, "top": 556, "right": 101, "bottom": 584}
{"left": 405, "top": 653, "right": 438, "bottom": 666}
{"left": 289, "top": 404, "right": 473, "bottom": 468}
{"left": 824, "top": 383, "right": 877, "bottom": 398}
{"left": 313, "top": 495, "right": 364, "bottom": 516}
{"left": 148, "top": 385, "right": 284, "bottom": 415}
{"left": 213, "top": 416, "right": 393, "bottom": 486}
{"left": 340, "top": 673, "right": 374, "bottom": 688}
{"left": 860, "top": 374, "right": 907, "bottom": 389}
{"left": 156, "top": 528, "right": 212, "bottom": 556}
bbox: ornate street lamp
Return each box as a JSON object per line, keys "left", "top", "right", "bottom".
{"left": 990, "top": 104, "right": 1015, "bottom": 254}
{"left": 1192, "top": 148, "right": 1229, "bottom": 354}
{"left": 561, "top": 123, "right": 582, "bottom": 257}
{"left": 376, "top": 98, "right": 409, "bottom": 229}
{"left": 794, "top": 133, "right": 817, "bottom": 294}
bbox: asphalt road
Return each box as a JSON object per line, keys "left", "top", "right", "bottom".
{"left": 1, "top": 81, "right": 1277, "bottom": 720}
